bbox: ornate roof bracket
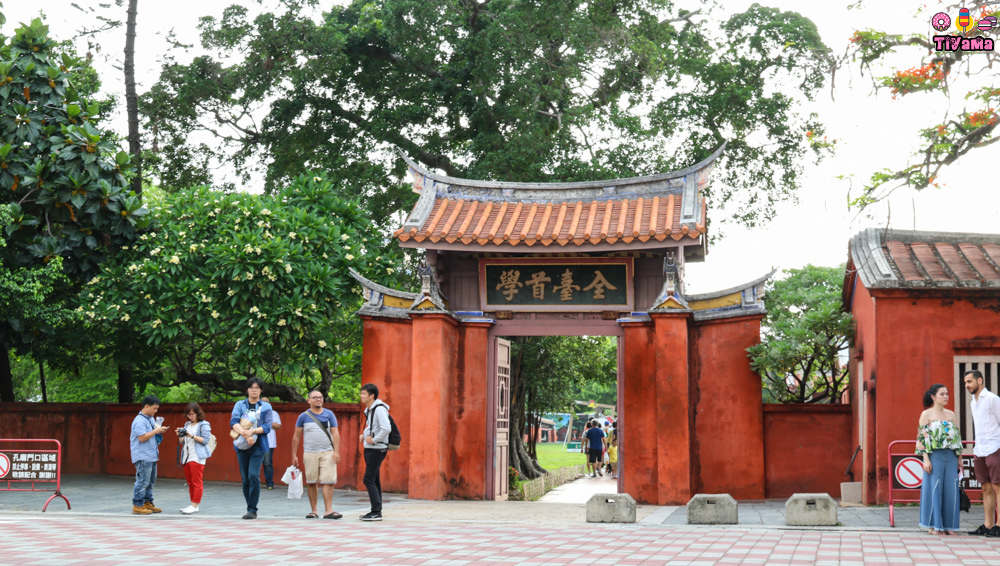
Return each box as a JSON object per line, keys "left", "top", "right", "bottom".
{"left": 349, "top": 267, "right": 419, "bottom": 320}
{"left": 649, "top": 252, "right": 691, "bottom": 312}
{"left": 408, "top": 260, "right": 451, "bottom": 312}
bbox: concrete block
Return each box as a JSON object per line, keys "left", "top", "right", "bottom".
{"left": 840, "top": 482, "right": 862, "bottom": 505}
{"left": 785, "top": 493, "right": 838, "bottom": 526}
{"left": 686, "top": 493, "right": 738, "bottom": 524}
{"left": 586, "top": 493, "right": 636, "bottom": 523}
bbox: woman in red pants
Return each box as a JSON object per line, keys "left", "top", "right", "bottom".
{"left": 177, "top": 402, "right": 212, "bottom": 514}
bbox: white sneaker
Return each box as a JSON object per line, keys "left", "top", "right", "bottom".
{"left": 180, "top": 505, "right": 199, "bottom": 514}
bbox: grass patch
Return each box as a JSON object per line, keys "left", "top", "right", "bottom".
{"left": 535, "top": 442, "right": 587, "bottom": 471}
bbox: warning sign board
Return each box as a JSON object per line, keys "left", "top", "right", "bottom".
{"left": 892, "top": 456, "right": 924, "bottom": 489}
{"left": 0, "top": 452, "right": 59, "bottom": 481}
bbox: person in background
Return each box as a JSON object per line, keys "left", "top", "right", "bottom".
{"left": 359, "top": 383, "right": 390, "bottom": 521}
{"left": 916, "top": 383, "right": 962, "bottom": 535}
{"left": 261, "top": 397, "right": 282, "bottom": 490}
{"left": 964, "top": 369, "right": 1000, "bottom": 537}
{"left": 177, "top": 402, "right": 212, "bottom": 515}
{"left": 291, "top": 390, "right": 342, "bottom": 519}
{"left": 130, "top": 395, "right": 170, "bottom": 515}
{"left": 584, "top": 419, "right": 605, "bottom": 478}
{"left": 230, "top": 377, "right": 274, "bottom": 520}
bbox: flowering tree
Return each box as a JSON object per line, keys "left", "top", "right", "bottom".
{"left": 85, "top": 174, "right": 403, "bottom": 400}
{"left": 844, "top": 2, "right": 1000, "bottom": 208}
{"left": 0, "top": 19, "right": 146, "bottom": 400}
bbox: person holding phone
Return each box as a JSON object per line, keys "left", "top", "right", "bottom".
{"left": 130, "top": 395, "right": 170, "bottom": 515}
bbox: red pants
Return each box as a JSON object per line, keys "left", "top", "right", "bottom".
{"left": 183, "top": 461, "right": 204, "bottom": 504}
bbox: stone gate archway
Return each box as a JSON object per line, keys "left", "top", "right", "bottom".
{"left": 351, "top": 146, "right": 773, "bottom": 505}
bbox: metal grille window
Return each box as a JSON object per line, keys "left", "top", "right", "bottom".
{"left": 954, "top": 356, "right": 1000, "bottom": 442}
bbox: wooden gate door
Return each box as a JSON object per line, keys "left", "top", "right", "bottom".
{"left": 494, "top": 337, "right": 511, "bottom": 500}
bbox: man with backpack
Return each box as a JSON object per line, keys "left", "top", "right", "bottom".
{"left": 291, "top": 390, "right": 342, "bottom": 519}
{"left": 360, "top": 383, "right": 391, "bottom": 521}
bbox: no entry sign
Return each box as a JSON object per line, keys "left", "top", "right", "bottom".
{"left": 893, "top": 456, "right": 924, "bottom": 489}
{"left": 0, "top": 453, "right": 9, "bottom": 478}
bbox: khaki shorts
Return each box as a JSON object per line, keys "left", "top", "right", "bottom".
{"left": 304, "top": 450, "right": 337, "bottom": 485}
{"left": 973, "top": 448, "right": 1000, "bottom": 485}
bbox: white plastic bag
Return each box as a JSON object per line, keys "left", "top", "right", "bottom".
{"left": 282, "top": 465, "right": 303, "bottom": 499}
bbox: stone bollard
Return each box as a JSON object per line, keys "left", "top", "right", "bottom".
{"left": 686, "top": 493, "right": 738, "bottom": 524}
{"left": 586, "top": 493, "right": 636, "bottom": 523}
{"left": 785, "top": 493, "right": 838, "bottom": 526}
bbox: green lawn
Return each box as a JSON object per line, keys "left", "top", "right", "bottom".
{"left": 534, "top": 442, "right": 587, "bottom": 471}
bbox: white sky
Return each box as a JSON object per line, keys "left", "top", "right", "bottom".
{"left": 5, "top": 1, "right": 998, "bottom": 293}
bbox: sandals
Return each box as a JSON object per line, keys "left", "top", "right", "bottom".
{"left": 306, "top": 512, "right": 319, "bottom": 519}
{"left": 323, "top": 511, "right": 343, "bottom": 520}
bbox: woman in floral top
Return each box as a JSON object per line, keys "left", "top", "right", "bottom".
{"left": 916, "top": 383, "right": 963, "bottom": 535}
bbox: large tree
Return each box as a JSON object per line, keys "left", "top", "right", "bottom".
{"left": 0, "top": 19, "right": 146, "bottom": 400}
{"left": 84, "top": 174, "right": 405, "bottom": 401}
{"left": 747, "top": 265, "right": 854, "bottom": 404}
{"left": 843, "top": 1, "right": 1000, "bottom": 209}
{"left": 142, "top": 0, "right": 833, "bottom": 227}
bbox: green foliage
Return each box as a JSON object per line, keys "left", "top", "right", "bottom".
{"left": 142, "top": 0, "right": 833, "bottom": 228}
{"left": 842, "top": 2, "right": 1000, "bottom": 208}
{"left": 84, "top": 173, "right": 405, "bottom": 400}
{"left": 0, "top": 19, "right": 146, "bottom": 277}
{"left": 747, "top": 265, "right": 854, "bottom": 404}
{"left": 513, "top": 335, "right": 617, "bottom": 416}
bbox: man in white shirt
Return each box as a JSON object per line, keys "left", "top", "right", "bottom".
{"left": 964, "top": 370, "right": 1000, "bottom": 537}
{"left": 261, "top": 397, "right": 282, "bottom": 489}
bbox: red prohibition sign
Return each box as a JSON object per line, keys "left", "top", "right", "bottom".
{"left": 895, "top": 457, "right": 924, "bottom": 488}
{"left": 0, "top": 453, "right": 9, "bottom": 479}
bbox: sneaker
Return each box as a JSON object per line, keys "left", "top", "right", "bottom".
{"left": 267, "top": 485, "right": 274, "bottom": 490}
{"left": 970, "top": 524, "right": 990, "bottom": 536}
{"left": 132, "top": 505, "right": 152, "bottom": 515}
{"left": 143, "top": 502, "right": 162, "bottom": 513}
{"left": 360, "top": 512, "right": 382, "bottom": 521}
{"left": 180, "top": 505, "right": 199, "bottom": 515}
{"left": 242, "top": 512, "right": 257, "bottom": 520}
{"left": 986, "top": 526, "right": 1000, "bottom": 538}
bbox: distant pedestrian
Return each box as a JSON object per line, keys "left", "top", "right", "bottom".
{"left": 964, "top": 370, "right": 1000, "bottom": 537}
{"left": 130, "top": 394, "right": 170, "bottom": 515}
{"left": 291, "top": 390, "right": 342, "bottom": 519}
{"left": 176, "top": 402, "right": 212, "bottom": 515}
{"left": 230, "top": 377, "right": 274, "bottom": 520}
{"left": 607, "top": 423, "right": 618, "bottom": 479}
{"left": 359, "top": 383, "right": 390, "bottom": 521}
{"left": 584, "top": 419, "right": 605, "bottom": 478}
{"left": 916, "top": 384, "right": 962, "bottom": 535}
{"left": 261, "top": 397, "right": 282, "bottom": 490}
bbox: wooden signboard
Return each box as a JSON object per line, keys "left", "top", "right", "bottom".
{"left": 479, "top": 257, "right": 633, "bottom": 312}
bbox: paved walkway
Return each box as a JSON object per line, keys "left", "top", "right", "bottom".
{"left": 2, "top": 474, "right": 999, "bottom": 565}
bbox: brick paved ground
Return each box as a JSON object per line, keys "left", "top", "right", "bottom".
{"left": 1, "top": 514, "right": 999, "bottom": 565}
{"left": 2, "top": 475, "right": 1000, "bottom": 564}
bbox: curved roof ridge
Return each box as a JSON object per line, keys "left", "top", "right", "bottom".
{"left": 397, "top": 143, "right": 726, "bottom": 192}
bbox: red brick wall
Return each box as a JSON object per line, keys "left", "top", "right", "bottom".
{"left": 762, "top": 404, "right": 853, "bottom": 498}
{"left": 0, "top": 402, "right": 362, "bottom": 489}
{"left": 691, "top": 314, "right": 766, "bottom": 499}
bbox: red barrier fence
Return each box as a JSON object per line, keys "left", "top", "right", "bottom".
{"left": 0, "top": 438, "right": 71, "bottom": 511}
{"left": 887, "top": 439, "right": 996, "bottom": 527}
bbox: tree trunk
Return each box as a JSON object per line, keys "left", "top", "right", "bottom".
{"left": 38, "top": 359, "right": 47, "bottom": 403}
{"left": 124, "top": 0, "right": 142, "bottom": 195}
{"left": 508, "top": 337, "right": 545, "bottom": 480}
{"left": 118, "top": 364, "right": 134, "bottom": 403}
{"left": 0, "top": 350, "right": 14, "bottom": 402}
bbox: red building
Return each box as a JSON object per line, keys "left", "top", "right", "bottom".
{"left": 844, "top": 228, "right": 1000, "bottom": 504}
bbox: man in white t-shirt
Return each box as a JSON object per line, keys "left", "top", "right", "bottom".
{"left": 292, "top": 390, "right": 341, "bottom": 519}
{"left": 260, "top": 397, "right": 282, "bottom": 489}
{"left": 964, "top": 370, "right": 1000, "bottom": 538}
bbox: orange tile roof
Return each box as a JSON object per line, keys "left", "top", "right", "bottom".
{"left": 394, "top": 147, "right": 722, "bottom": 250}
{"left": 850, "top": 228, "right": 1000, "bottom": 289}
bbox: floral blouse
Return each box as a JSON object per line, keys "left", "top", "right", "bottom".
{"left": 915, "top": 420, "right": 963, "bottom": 456}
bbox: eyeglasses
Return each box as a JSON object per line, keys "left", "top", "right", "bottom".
{"left": 308, "top": 396, "right": 323, "bottom": 400}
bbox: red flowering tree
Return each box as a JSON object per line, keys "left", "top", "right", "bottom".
{"left": 843, "top": 2, "right": 1000, "bottom": 208}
